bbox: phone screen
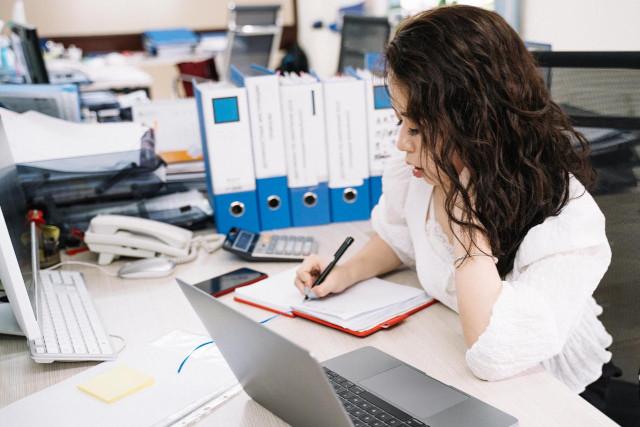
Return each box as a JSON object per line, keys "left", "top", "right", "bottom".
{"left": 194, "top": 267, "right": 267, "bottom": 297}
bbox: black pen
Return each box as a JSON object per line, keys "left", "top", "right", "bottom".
{"left": 304, "top": 236, "right": 354, "bottom": 301}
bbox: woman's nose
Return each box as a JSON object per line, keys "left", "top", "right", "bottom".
{"left": 396, "top": 132, "right": 414, "bottom": 153}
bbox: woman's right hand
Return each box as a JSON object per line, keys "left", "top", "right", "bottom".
{"left": 294, "top": 255, "right": 356, "bottom": 299}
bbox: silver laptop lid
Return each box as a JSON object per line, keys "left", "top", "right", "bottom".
{"left": 177, "top": 278, "right": 352, "bottom": 427}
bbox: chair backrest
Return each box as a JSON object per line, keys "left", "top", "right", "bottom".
{"left": 532, "top": 51, "right": 640, "bottom": 384}
{"left": 176, "top": 58, "right": 219, "bottom": 97}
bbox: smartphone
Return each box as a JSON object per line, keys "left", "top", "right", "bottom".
{"left": 194, "top": 267, "right": 268, "bottom": 297}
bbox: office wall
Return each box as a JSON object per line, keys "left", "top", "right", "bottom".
{"left": 0, "top": 0, "right": 294, "bottom": 36}
{"left": 521, "top": 0, "right": 640, "bottom": 50}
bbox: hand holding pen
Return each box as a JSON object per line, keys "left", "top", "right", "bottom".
{"left": 294, "top": 237, "right": 355, "bottom": 301}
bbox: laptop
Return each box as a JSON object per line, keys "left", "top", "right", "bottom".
{"left": 177, "top": 279, "right": 518, "bottom": 427}
{"left": 0, "top": 117, "right": 115, "bottom": 362}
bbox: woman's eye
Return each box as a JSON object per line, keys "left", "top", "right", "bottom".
{"left": 396, "top": 119, "right": 403, "bottom": 126}
{"left": 408, "top": 128, "right": 419, "bottom": 136}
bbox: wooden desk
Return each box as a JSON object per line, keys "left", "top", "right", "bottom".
{"left": 0, "top": 222, "right": 615, "bottom": 426}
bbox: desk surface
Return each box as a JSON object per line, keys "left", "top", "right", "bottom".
{"left": 0, "top": 221, "right": 615, "bottom": 426}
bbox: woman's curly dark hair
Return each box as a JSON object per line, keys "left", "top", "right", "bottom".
{"left": 385, "top": 5, "right": 595, "bottom": 277}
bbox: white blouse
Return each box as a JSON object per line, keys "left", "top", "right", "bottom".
{"left": 370, "top": 157, "right": 613, "bottom": 393}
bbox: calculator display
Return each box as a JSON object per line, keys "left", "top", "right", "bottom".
{"left": 232, "top": 230, "right": 255, "bottom": 251}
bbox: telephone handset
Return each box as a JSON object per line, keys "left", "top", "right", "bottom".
{"left": 84, "top": 215, "right": 197, "bottom": 265}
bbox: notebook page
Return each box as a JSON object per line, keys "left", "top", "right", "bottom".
{"left": 233, "top": 268, "right": 301, "bottom": 314}
{"left": 304, "top": 294, "right": 432, "bottom": 332}
{"left": 292, "top": 277, "right": 427, "bottom": 320}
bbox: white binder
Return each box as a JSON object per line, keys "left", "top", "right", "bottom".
{"left": 322, "top": 75, "right": 371, "bottom": 222}
{"left": 195, "top": 81, "right": 260, "bottom": 233}
{"left": 356, "top": 69, "right": 402, "bottom": 207}
{"left": 231, "top": 65, "right": 291, "bottom": 230}
{"left": 279, "top": 72, "right": 331, "bottom": 226}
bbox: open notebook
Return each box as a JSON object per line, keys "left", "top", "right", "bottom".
{"left": 234, "top": 268, "right": 436, "bottom": 337}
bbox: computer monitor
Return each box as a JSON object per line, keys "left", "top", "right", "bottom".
{"left": 0, "top": 115, "right": 40, "bottom": 338}
{"left": 9, "top": 22, "right": 49, "bottom": 84}
{"left": 222, "top": 4, "right": 282, "bottom": 78}
{"left": 338, "top": 15, "right": 390, "bottom": 73}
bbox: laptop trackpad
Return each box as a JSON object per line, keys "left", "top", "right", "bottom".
{"left": 360, "top": 365, "right": 468, "bottom": 419}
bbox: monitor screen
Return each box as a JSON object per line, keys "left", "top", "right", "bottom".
{"left": 0, "top": 117, "right": 35, "bottom": 309}
{"left": 228, "top": 33, "right": 274, "bottom": 75}
{"left": 339, "top": 16, "right": 390, "bottom": 72}
{"left": 9, "top": 23, "right": 49, "bottom": 84}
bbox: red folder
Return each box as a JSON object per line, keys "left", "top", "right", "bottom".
{"left": 233, "top": 296, "right": 438, "bottom": 337}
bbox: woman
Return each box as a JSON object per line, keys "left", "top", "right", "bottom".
{"left": 295, "top": 6, "right": 612, "bottom": 397}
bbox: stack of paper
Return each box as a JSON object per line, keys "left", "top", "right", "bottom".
{"left": 0, "top": 108, "right": 146, "bottom": 172}
{"left": 234, "top": 268, "right": 433, "bottom": 333}
{"left": 0, "top": 83, "right": 81, "bottom": 122}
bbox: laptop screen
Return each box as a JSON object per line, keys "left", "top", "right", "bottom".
{"left": 0, "top": 116, "right": 36, "bottom": 313}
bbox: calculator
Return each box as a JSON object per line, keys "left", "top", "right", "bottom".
{"left": 222, "top": 227, "right": 318, "bottom": 262}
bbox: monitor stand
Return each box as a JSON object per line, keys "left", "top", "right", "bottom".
{"left": 0, "top": 302, "right": 24, "bottom": 336}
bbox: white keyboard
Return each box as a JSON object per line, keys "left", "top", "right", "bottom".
{"left": 31, "top": 270, "right": 116, "bottom": 362}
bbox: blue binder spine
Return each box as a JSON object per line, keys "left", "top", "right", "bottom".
{"left": 279, "top": 73, "right": 331, "bottom": 226}
{"left": 232, "top": 64, "right": 291, "bottom": 230}
{"left": 322, "top": 77, "right": 371, "bottom": 222}
{"left": 195, "top": 82, "right": 260, "bottom": 234}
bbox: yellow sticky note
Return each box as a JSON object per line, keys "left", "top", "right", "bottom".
{"left": 77, "top": 364, "right": 154, "bottom": 403}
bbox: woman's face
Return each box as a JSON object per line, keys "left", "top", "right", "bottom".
{"left": 388, "top": 78, "right": 439, "bottom": 186}
{"left": 388, "top": 78, "right": 464, "bottom": 187}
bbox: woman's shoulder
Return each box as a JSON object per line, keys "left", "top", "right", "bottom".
{"left": 513, "top": 176, "right": 609, "bottom": 271}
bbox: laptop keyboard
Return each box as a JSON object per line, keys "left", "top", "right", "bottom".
{"left": 323, "top": 367, "right": 428, "bottom": 427}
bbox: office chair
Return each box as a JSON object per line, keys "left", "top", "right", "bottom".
{"left": 174, "top": 58, "right": 219, "bottom": 98}
{"left": 533, "top": 51, "right": 640, "bottom": 426}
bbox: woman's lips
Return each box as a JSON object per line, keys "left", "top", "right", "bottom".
{"left": 412, "top": 166, "right": 424, "bottom": 178}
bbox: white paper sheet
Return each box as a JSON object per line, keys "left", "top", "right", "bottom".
{"left": 1, "top": 108, "right": 145, "bottom": 171}
{"left": 234, "top": 267, "right": 433, "bottom": 331}
{"left": 0, "top": 330, "right": 238, "bottom": 427}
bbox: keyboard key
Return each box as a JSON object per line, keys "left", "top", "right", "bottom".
{"left": 332, "top": 383, "right": 345, "bottom": 393}
{"left": 355, "top": 400, "right": 374, "bottom": 411}
{"left": 350, "top": 385, "right": 365, "bottom": 394}
{"left": 359, "top": 390, "right": 412, "bottom": 421}
{"left": 369, "top": 420, "right": 386, "bottom": 427}
{"left": 353, "top": 420, "right": 368, "bottom": 427}
{"left": 358, "top": 413, "right": 374, "bottom": 423}
{"left": 405, "top": 419, "right": 427, "bottom": 426}
{"left": 367, "top": 406, "right": 383, "bottom": 416}
{"left": 323, "top": 367, "right": 336, "bottom": 377}
{"left": 343, "top": 380, "right": 355, "bottom": 388}
{"left": 377, "top": 413, "right": 394, "bottom": 422}
{"left": 333, "top": 376, "right": 348, "bottom": 385}
{"left": 346, "top": 395, "right": 365, "bottom": 405}
{"left": 350, "top": 408, "right": 365, "bottom": 418}
{"left": 337, "top": 389, "right": 351, "bottom": 399}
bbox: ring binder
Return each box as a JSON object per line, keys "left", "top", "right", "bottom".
{"left": 232, "top": 65, "right": 292, "bottom": 231}
{"left": 279, "top": 72, "right": 331, "bottom": 227}
{"left": 195, "top": 82, "right": 260, "bottom": 233}
{"left": 322, "top": 75, "right": 371, "bottom": 222}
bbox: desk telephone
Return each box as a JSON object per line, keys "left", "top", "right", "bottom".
{"left": 84, "top": 215, "right": 223, "bottom": 265}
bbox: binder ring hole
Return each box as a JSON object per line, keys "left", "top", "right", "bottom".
{"left": 303, "top": 192, "right": 318, "bottom": 208}
{"left": 267, "top": 195, "right": 281, "bottom": 211}
{"left": 343, "top": 188, "right": 358, "bottom": 204}
{"left": 229, "top": 201, "right": 245, "bottom": 217}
